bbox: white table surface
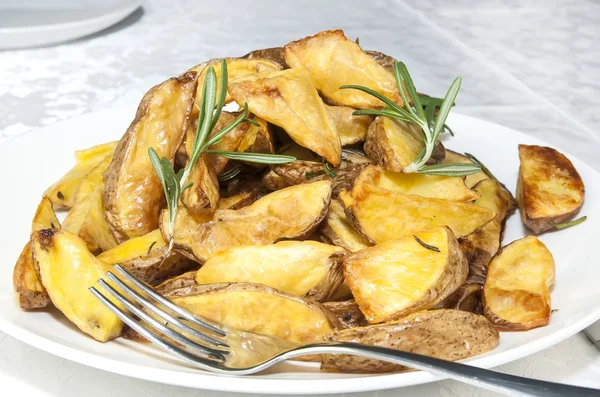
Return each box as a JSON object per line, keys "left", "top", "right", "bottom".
{"left": 1, "top": 0, "right": 600, "bottom": 395}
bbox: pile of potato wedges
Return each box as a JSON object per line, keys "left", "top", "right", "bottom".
{"left": 13, "top": 30, "right": 586, "bottom": 373}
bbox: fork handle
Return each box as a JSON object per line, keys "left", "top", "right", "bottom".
{"left": 296, "top": 342, "right": 598, "bottom": 397}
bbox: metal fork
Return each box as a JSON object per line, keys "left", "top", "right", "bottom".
{"left": 90, "top": 265, "right": 599, "bottom": 397}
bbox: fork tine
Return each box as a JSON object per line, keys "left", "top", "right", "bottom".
{"left": 89, "top": 287, "right": 226, "bottom": 371}
{"left": 105, "top": 272, "right": 228, "bottom": 348}
{"left": 113, "top": 264, "right": 226, "bottom": 337}
{"left": 95, "top": 279, "right": 228, "bottom": 361}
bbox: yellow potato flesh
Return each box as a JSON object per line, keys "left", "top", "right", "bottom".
{"left": 321, "top": 199, "right": 370, "bottom": 252}
{"left": 195, "top": 241, "right": 344, "bottom": 296}
{"left": 228, "top": 68, "right": 341, "bottom": 166}
{"left": 341, "top": 184, "right": 496, "bottom": 242}
{"left": 74, "top": 141, "right": 118, "bottom": 162}
{"left": 97, "top": 229, "right": 165, "bottom": 265}
{"left": 284, "top": 30, "right": 401, "bottom": 109}
{"left": 172, "top": 288, "right": 334, "bottom": 343}
{"left": 62, "top": 156, "right": 118, "bottom": 253}
{"left": 484, "top": 236, "right": 555, "bottom": 330}
{"left": 325, "top": 105, "right": 372, "bottom": 146}
{"left": 443, "top": 150, "right": 488, "bottom": 188}
{"left": 237, "top": 115, "right": 275, "bottom": 155}
{"left": 31, "top": 229, "right": 123, "bottom": 341}
{"left": 354, "top": 165, "right": 480, "bottom": 202}
{"left": 104, "top": 73, "right": 197, "bottom": 240}
{"left": 383, "top": 118, "right": 423, "bottom": 167}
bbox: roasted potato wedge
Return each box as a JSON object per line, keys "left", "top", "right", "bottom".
{"left": 165, "top": 180, "right": 332, "bottom": 262}
{"left": 237, "top": 115, "right": 276, "bottom": 157}
{"left": 321, "top": 309, "right": 499, "bottom": 373}
{"left": 242, "top": 47, "right": 288, "bottom": 69}
{"left": 31, "top": 229, "right": 123, "bottom": 341}
{"left": 354, "top": 165, "right": 480, "bottom": 202}
{"left": 180, "top": 155, "right": 220, "bottom": 217}
{"left": 195, "top": 241, "right": 346, "bottom": 301}
{"left": 62, "top": 156, "right": 118, "bottom": 254}
{"left": 228, "top": 68, "right": 341, "bottom": 166}
{"left": 45, "top": 141, "right": 117, "bottom": 210}
{"left": 340, "top": 184, "right": 496, "bottom": 243}
{"left": 104, "top": 72, "right": 197, "bottom": 241}
{"left": 517, "top": 144, "right": 585, "bottom": 233}
{"left": 345, "top": 227, "right": 468, "bottom": 323}
{"left": 284, "top": 30, "right": 401, "bottom": 109}
{"left": 13, "top": 196, "right": 59, "bottom": 310}
{"left": 322, "top": 300, "right": 367, "bottom": 329}
{"left": 443, "top": 150, "right": 488, "bottom": 188}
{"left": 155, "top": 270, "right": 197, "bottom": 296}
{"left": 483, "top": 236, "right": 555, "bottom": 330}
{"left": 320, "top": 199, "right": 370, "bottom": 252}
{"left": 216, "top": 190, "right": 259, "bottom": 210}
{"left": 432, "top": 283, "right": 482, "bottom": 314}
{"left": 325, "top": 105, "right": 372, "bottom": 146}
{"left": 163, "top": 283, "right": 339, "bottom": 343}
{"left": 364, "top": 117, "right": 424, "bottom": 172}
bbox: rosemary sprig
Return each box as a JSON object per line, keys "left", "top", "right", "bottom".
{"left": 340, "top": 61, "right": 479, "bottom": 177}
{"left": 464, "top": 152, "right": 497, "bottom": 181}
{"left": 551, "top": 216, "right": 587, "bottom": 230}
{"left": 218, "top": 165, "right": 242, "bottom": 183}
{"left": 414, "top": 235, "right": 440, "bottom": 252}
{"left": 149, "top": 59, "right": 295, "bottom": 252}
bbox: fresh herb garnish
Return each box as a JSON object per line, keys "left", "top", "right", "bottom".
{"left": 305, "top": 170, "right": 326, "bottom": 180}
{"left": 218, "top": 165, "right": 242, "bottom": 183}
{"left": 147, "top": 241, "right": 157, "bottom": 256}
{"left": 323, "top": 163, "right": 337, "bottom": 178}
{"left": 149, "top": 59, "right": 295, "bottom": 253}
{"left": 551, "top": 216, "right": 587, "bottom": 230}
{"left": 340, "top": 61, "right": 478, "bottom": 177}
{"left": 464, "top": 152, "right": 496, "bottom": 181}
{"left": 414, "top": 235, "right": 440, "bottom": 252}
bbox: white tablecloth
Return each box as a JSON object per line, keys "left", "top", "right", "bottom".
{"left": 1, "top": 1, "right": 600, "bottom": 395}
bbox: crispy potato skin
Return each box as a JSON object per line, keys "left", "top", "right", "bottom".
{"left": 364, "top": 117, "right": 424, "bottom": 172}
{"left": 322, "top": 300, "right": 368, "bottom": 329}
{"left": 443, "top": 150, "right": 488, "bottom": 188}
{"left": 284, "top": 30, "right": 402, "bottom": 109}
{"left": 320, "top": 199, "right": 370, "bottom": 252}
{"left": 229, "top": 68, "right": 341, "bottom": 166}
{"left": 13, "top": 196, "right": 59, "bottom": 309}
{"left": 321, "top": 309, "right": 499, "bottom": 373}
{"left": 241, "top": 47, "right": 289, "bottom": 69}
{"left": 31, "top": 229, "right": 123, "bottom": 341}
{"left": 483, "top": 236, "right": 555, "bottom": 330}
{"left": 216, "top": 190, "right": 259, "bottom": 210}
{"left": 195, "top": 241, "right": 346, "bottom": 301}
{"left": 518, "top": 144, "right": 585, "bottom": 233}
{"left": 163, "top": 283, "right": 340, "bottom": 343}
{"left": 104, "top": 72, "right": 198, "bottom": 241}
{"left": 325, "top": 105, "right": 372, "bottom": 146}
{"left": 165, "top": 180, "right": 333, "bottom": 262}
{"left": 432, "top": 283, "right": 483, "bottom": 314}
{"left": 344, "top": 227, "right": 468, "bottom": 323}
{"left": 341, "top": 183, "right": 496, "bottom": 243}
{"left": 155, "top": 270, "right": 198, "bottom": 296}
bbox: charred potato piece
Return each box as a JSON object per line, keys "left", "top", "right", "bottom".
{"left": 345, "top": 227, "right": 468, "bottom": 323}
{"left": 241, "top": 47, "right": 288, "bottom": 69}
{"left": 517, "top": 144, "right": 585, "bottom": 233}
{"left": 321, "top": 309, "right": 499, "bottom": 373}
{"left": 228, "top": 68, "right": 341, "bottom": 166}
{"left": 443, "top": 150, "right": 488, "bottom": 188}
{"left": 354, "top": 165, "right": 480, "bottom": 202}
{"left": 364, "top": 117, "right": 424, "bottom": 172}
{"left": 216, "top": 190, "right": 259, "bottom": 210}
{"left": 325, "top": 105, "right": 372, "bottom": 146}
{"left": 164, "top": 283, "right": 339, "bottom": 343}
{"left": 322, "top": 300, "right": 368, "bottom": 329}
{"left": 340, "top": 184, "right": 496, "bottom": 243}
{"left": 195, "top": 241, "right": 346, "bottom": 301}
{"left": 45, "top": 141, "right": 117, "bottom": 210}
{"left": 97, "top": 229, "right": 198, "bottom": 285}
{"left": 31, "top": 229, "right": 123, "bottom": 341}
{"left": 13, "top": 197, "right": 59, "bottom": 310}
{"left": 284, "top": 30, "right": 401, "bottom": 109}
{"left": 432, "top": 283, "right": 482, "bottom": 314}
{"left": 165, "top": 180, "right": 332, "bottom": 262}
{"left": 62, "top": 156, "right": 118, "bottom": 254}
{"left": 104, "top": 72, "right": 197, "bottom": 241}
{"left": 483, "top": 236, "right": 555, "bottom": 330}
{"left": 320, "top": 199, "right": 370, "bottom": 252}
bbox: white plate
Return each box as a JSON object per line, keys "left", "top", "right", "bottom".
{"left": 0, "top": 0, "right": 142, "bottom": 49}
{"left": 0, "top": 107, "right": 599, "bottom": 394}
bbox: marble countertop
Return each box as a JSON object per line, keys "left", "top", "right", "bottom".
{"left": 1, "top": 0, "right": 599, "bottom": 396}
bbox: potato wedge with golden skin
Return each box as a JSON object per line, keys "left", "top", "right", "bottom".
{"left": 62, "top": 156, "right": 118, "bottom": 254}
{"left": 195, "top": 241, "right": 346, "bottom": 301}
{"left": 344, "top": 227, "right": 468, "bottom": 324}
{"left": 432, "top": 283, "right": 482, "bottom": 314}
{"left": 341, "top": 184, "right": 496, "bottom": 243}
{"left": 322, "top": 300, "right": 368, "bottom": 329}
{"left": 45, "top": 141, "right": 117, "bottom": 210}
{"left": 483, "top": 236, "right": 555, "bottom": 330}
{"left": 354, "top": 165, "right": 480, "bottom": 202}
{"left": 164, "top": 180, "right": 333, "bottom": 262}
{"left": 155, "top": 270, "right": 198, "bottom": 295}
{"left": 104, "top": 72, "right": 198, "bottom": 241}
{"left": 216, "top": 190, "right": 259, "bottom": 210}
{"left": 237, "top": 115, "right": 276, "bottom": 157}
{"left": 163, "top": 283, "right": 339, "bottom": 343}
{"left": 517, "top": 144, "right": 585, "bottom": 233}
{"left": 13, "top": 196, "right": 59, "bottom": 310}
{"left": 97, "top": 229, "right": 198, "bottom": 285}
{"left": 364, "top": 117, "right": 424, "bottom": 172}
{"left": 325, "top": 105, "right": 372, "bottom": 146}
{"left": 228, "top": 68, "right": 341, "bottom": 166}
{"left": 320, "top": 199, "right": 370, "bottom": 252}
{"left": 321, "top": 309, "right": 499, "bottom": 373}
{"left": 180, "top": 155, "right": 220, "bottom": 217}
{"left": 241, "top": 47, "right": 288, "bottom": 69}
{"left": 284, "top": 30, "right": 402, "bottom": 109}
{"left": 31, "top": 229, "right": 124, "bottom": 341}
{"left": 443, "top": 149, "right": 488, "bottom": 188}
